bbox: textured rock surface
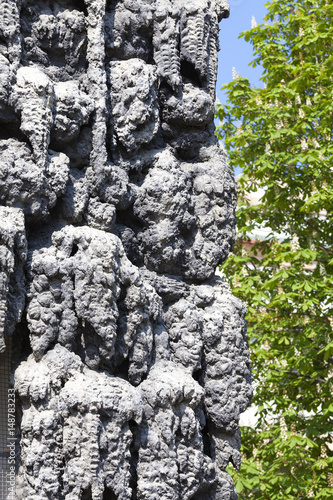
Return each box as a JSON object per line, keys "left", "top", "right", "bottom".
{"left": 0, "top": 207, "right": 26, "bottom": 352}
{"left": 0, "top": 0, "right": 252, "bottom": 498}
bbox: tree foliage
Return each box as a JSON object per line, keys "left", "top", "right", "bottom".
{"left": 215, "top": 0, "right": 333, "bottom": 498}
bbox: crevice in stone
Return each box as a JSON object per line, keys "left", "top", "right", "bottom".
{"left": 180, "top": 60, "right": 203, "bottom": 87}
{"left": 11, "top": 317, "right": 32, "bottom": 369}
{"left": 70, "top": 242, "right": 79, "bottom": 257}
{"left": 0, "top": 120, "right": 24, "bottom": 140}
{"left": 228, "top": 454, "right": 238, "bottom": 470}
{"left": 192, "top": 367, "right": 204, "bottom": 385}
{"left": 202, "top": 420, "right": 213, "bottom": 459}
{"left": 189, "top": 484, "right": 216, "bottom": 500}
{"left": 112, "top": 356, "right": 130, "bottom": 381}
{"left": 103, "top": 487, "right": 117, "bottom": 500}
{"left": 81, "top": 486, "right": 92, "bottom": 500}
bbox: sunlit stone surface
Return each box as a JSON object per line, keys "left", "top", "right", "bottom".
{"left": 0, "top": 1, "right": 252, "bottom": 498}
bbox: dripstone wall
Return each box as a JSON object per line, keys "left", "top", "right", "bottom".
{"left": 0, "top": 0, "right": 252, "bottom": 498}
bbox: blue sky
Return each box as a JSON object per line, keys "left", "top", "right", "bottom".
{"left": 216, "top": 0, "right": 269, "bottom": 104}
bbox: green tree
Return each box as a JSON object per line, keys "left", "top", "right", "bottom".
{"left": 215, "top": 1, "right": 333, "bottom": 498}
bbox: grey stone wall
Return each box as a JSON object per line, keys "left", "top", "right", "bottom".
{"left": 0, "top": 0, "right": 252, "bottom": 498}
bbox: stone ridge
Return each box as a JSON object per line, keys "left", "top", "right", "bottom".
{"left": 0, "top": 0, "right": 252, "bottom": 498}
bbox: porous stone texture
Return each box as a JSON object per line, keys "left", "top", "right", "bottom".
{"left": 0, "top": 207, "right": 27, "bottom": 352}
{"left": 0, "top": 0, "right": 252, "bottom": 498}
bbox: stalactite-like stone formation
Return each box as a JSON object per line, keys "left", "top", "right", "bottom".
{"left": 0, "top": 0, "right": 252, "bottom": 498}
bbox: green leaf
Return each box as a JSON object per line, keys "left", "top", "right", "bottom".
{"left": 235, "top": 480, "right": 244, "bottom": 494}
